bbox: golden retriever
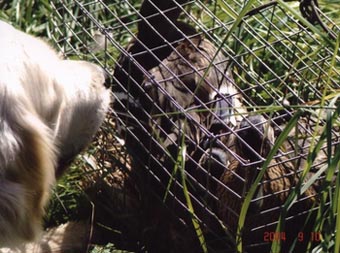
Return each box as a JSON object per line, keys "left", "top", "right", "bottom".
{"left": 0, "top": 20, "right": 110, "bottom": 246}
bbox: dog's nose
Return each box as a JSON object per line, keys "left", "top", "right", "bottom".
{"left": 103, "top": 70, "right": 112, "bottom": 88}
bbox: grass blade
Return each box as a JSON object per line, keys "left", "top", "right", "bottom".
{"left": 237, "top": 110, "right": 302, "bottom": 253}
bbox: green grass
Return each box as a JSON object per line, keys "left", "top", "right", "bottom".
{"left": 0, "top": 0, "right": 53, "bottom": 35}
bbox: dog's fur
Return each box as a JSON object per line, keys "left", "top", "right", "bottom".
{"left": 0, "top": 20, "right": 110, "bottom": 246}
{"left": 0, "top": 222, "right": 91, "bottom": 253}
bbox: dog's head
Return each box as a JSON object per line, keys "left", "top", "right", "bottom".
{"left": 0, "top": 20, "right": 111, "bottom": 246}
{"left": 52, "top": 60, "right": 111, "bottom": 176}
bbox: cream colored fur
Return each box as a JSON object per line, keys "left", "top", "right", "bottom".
{"left": 0, "top": 222, "right": 91, "bottom": 253}
{"left": 0, "top": 20, "right": 110, "bottom": 246}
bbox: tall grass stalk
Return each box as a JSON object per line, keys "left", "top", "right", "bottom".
{"left": 236, "top": 110, "right": 302, "bottom": 252}
{"left": 168, "top": 129, "right": 208, "bottom": 253}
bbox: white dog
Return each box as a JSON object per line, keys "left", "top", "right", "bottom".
{"left": 0, "top": 20, "right": 111, "bottom": 246}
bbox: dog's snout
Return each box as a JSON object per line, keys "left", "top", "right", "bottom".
{"left": 103, "top": 70, "right": 112, "bottom": 88}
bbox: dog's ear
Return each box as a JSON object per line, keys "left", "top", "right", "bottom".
{"left": 0, "top": 97, "right": 56, "bottom": 245}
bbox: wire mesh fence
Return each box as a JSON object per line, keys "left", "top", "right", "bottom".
{"left": 51, "top": 1, "right": 340, "bottom": 252}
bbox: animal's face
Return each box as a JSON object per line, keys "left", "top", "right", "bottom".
{"left": 0, "top": 20, "right": 111, "bottom": 246}
{"left": 142, "top": 37, "right": 245, "bottom": 131}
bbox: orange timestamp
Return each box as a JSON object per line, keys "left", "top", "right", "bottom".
{"left": 263, "top": 231, "right": 321, "bottom": 242}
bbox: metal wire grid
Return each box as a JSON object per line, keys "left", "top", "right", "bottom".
{"left": 51, "top": 0, "right": 340, "bottom": 252}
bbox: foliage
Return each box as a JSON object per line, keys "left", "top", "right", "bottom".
{"left": 0, "top": 0, "right": 52, "bottom": 35}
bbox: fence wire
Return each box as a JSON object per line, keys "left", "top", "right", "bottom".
{"left": 51, "top": 1, "right": 340, "bottom": 252}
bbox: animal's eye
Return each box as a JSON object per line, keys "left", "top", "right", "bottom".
{"left": 173, "top": 75, "right": 195, "bottom": 94}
